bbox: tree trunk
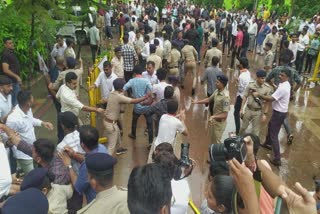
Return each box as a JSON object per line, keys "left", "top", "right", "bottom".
{"left": 28, "top": 0, "right": 35, "bottom": 90}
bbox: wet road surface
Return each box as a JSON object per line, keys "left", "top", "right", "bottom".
{"left": 32, "top": 44, "right": 320, "bottom": 207}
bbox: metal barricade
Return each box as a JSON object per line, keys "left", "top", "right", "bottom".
{"left": 308, "top": 51, "right": 320, "bottom": 83}
{"left": 188, "top": 199, "right": 200, "bottom": 214}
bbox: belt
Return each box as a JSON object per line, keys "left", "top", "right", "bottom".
{"left": 169, "top": 66, "right": 179, "bottom": 69}
{"left": 247, "top": 105, "right": 261, "bottom": 111}
{"left": 104, "top": 117, "right": 117, "bottom": 124}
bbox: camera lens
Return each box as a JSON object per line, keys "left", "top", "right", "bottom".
{"left": 209, "top": 144, "right": 226, "bottom": 162}
{"left": 180, "top": 143, "right": 191, "bottom": 166}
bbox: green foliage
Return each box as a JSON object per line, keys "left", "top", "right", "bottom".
{"left": 149, "top": 0, "right": 166, "bottom": 12}
{"left": 235, "top": 0, "right": 254, "bottom": 11}
{"left": 293, "top": 0, "right": 320, "bottom": 18}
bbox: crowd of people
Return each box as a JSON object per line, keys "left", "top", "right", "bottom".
{"left": 0, "top": 1, "right": 320, "bottom": 213}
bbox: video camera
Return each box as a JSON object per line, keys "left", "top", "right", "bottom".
{"left": 179, "top": 143, "right": 192, "bottom": 166}
{"left": 209, "top": 136, "right": 247, "bottom": 164}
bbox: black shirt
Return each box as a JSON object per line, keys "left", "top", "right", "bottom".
{"left": 0, "top": 48, "right": 20, "bottom": 82}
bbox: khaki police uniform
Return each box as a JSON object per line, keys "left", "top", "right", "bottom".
{"left": 239, "top": 81, "right": 272, "bottom": 137}
{"left": 203, "top": 47, "right": 222, "bottom": 68}
{"left": 209, "top": 88, "right": 230, "bottom": 144}
{"left": 264, "top": 50, "right": 274, "bottom": 72}
{"left": 181, "top": 44, "right": 197, "bottom": 88}
{"left": 167, "top": 48, "right": 181, "bottom": 76}
{"left": 147, "top": 53, "right": 162, "bottom": 71}
{"left": 77, "top": 186, "right": 129, "bottom": 214}
{"left": 155, "top": 46, "right": 164, "bottom": 60}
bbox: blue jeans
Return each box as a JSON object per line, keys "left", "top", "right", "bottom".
{"left": 11, "top": 82, "right": 20, "bottom": 106}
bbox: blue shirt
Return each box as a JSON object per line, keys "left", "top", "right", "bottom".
{"left": 74, "top": 144, "right": 108, "bottom": 203}
{"left": 123, "top": 76, "right": 152, "bottom": 114}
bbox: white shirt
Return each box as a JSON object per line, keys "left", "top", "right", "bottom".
{"left": 248, "top": 22, "right": 258, "bottom": 36}
{"left": 232, "top": 20, "right": 238, "bottom": 36}
{"left": 289, "top": 41, "right": 298, "bottom": 62}
{"left": 298, "top": 34, "right": 310, "bottom": 51}
{"left": 0, "top": 93, "right": 12, "bottom": 119}
{"left": 272, "top": 81, "right": 291, "bottom": 113}
{"left": 6, "top": 106, "right": 42, "bottom": 160}
{"left": 56, "top": 84, "right": 84, "bottom": 116}
{"left": 141, "top": 42, "right": 150, "bottom": 60}
{"left": 152, "top": 82, "right": 171, "bottom": 102}
{"left": 154, "top": 114, "right": 185, "bottom": 147}
{"left": 142, "top": 71, "right": 159, "bottom": 85}
{"left": 0, "top": 143, "right": 11, "bottom": 198}
{"left": 171, "top": 179, "right": 190, "bottom": 214}
{"left": 50, "top": 42, "right": 67, "bottom": 65}
{"left": 237, "top": 70, "right": 251, "bottom": 97}
{"left": 128, "top": 31, "right": 136, "bottom": 45}
{"left": 95, "top": 72, "right": 117, "bottom": 99}
{"left": 57, "top": 130, "right": 85, "bottom": 153}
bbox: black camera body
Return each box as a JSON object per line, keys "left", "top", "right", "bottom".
{"left": 180, "top": 143, "right": 191, "bottom": 166}
{"left": 209, "top": 136, "right": 247, "bottom": 163}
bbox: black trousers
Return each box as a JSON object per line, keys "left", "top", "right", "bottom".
{"left": 305, "top": 54, "right": 316, "bottom": 73}
{"left": 90, "top": 44, "right": 98, "bottom": 64}
{"left": 131, "top": 110, "right": 153, "bottom": 145}
{"left": 234, "top": 95, "right": 243, "bottom": 135}
{"left": 295, "top": 50, "right": 305, "bottom": 73}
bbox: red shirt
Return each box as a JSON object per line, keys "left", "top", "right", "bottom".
{"left": 235, "top": 30, "right": 244, "bottom": 48}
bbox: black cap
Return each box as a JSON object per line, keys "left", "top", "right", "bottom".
{"left": 20, "top": 168, "right": 49, "bottom": 191}
{"left": 256, "top": 70, "right": 266, "bottom": 78}
{"left": 85, "top": 153, "right": 117, "bottom": 175}
{"left": 217, "top": 74, "right": 228, "bottom": 86}
{"left": 58, "top": 111, "right": 78, "bottom": 129}
{"left": 2, "top": 188, "right": 49, "bottom": 214}
{"left": 0, "top": 75, "right": 12, "bottom": 85}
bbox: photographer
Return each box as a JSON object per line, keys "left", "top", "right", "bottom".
{"left": 152, "top": 143, "right": 193, "bottom": 214}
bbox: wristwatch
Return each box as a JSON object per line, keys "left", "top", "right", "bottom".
{"left": 67, "top": 165, "right": 72, "bottom": 170}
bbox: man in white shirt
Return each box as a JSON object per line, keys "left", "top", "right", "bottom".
{"left": 152, "top": 68, "right": 170, "bottom": 102}
{"left": 234, "top": 58, "right": 251, "bottom": 135}
{"left": 0, "top": 75, "right": 13, "bottom": 123}
{"left": 142, "top": 61, "right": 159, "bottom": 85}
{"left": 6, "top": 90, "right": 54, "bottom": 174}
{"left": 88, "top": 24, "right": 100, "bottom": 63}
{"left": 141, "top": 35, "right": 150, "bottom": 67}
{"left": 89, "top": 61, "right": 117, "bottom": 106}
{"left": 248, "top": 19, "right": 258, "bottom": 51}
{"left": 147, "top": 99, "right": 188, "bottom": 162}
{"left": 50, "top": 35, "right": 67, "bottom": 68}
{"left": 296, "top": 27, "right": 310, "bottom": 74}
{"left": 56, "top": 72, "right": 104, "bottom": 120}
{"left": 254, "top": 69, "right": 291, "bottom": 166}
{"left": 288, "top": 33, "right": 298, "bottom": 64}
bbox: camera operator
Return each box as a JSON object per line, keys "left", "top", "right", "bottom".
{"left": 152, "top": 143, "right": 194, "bottom": 214}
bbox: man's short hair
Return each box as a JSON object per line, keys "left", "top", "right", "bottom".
{"left": 156, "top": 68, "right": 167, "bottom": 81}
{"left": 211, "top": 38, "right": 219, "bottom": 47}
{"left": 167, "top": 99, "right": 178, "bottom": 114}
{"left": 58, "top": 111, "right": 78, "bottom": 130}
{"left": 265, "top": 42, "right": 273, "bottom": 49}
{"left": 113, "top": 78, "right": 126, "bottom": 90}
{"left": 17, "top": 90, "right": 32, "bottom": 106}
{"left": 0, "top": 75, "right": 12, "bottom": 86}
{"left": 79, "top": 125, "right": 99, "bottom": 150}
{"left": 280, "top": 68, "right": 291, "bottom": 77}
{"left": 279, "top": 53, "right": 291, "bottom": 64}
{"left": 3, "top": 37, "right": 11, "bottom": 44}
{"left": 238, "top": 57, "right": 249, "bottom": 68}
{"left": 66, "top": 57, "right": 76, "bottom": 69}
{"left": 66, "top": 38, "right": 74, "bottom": 47}
{"left": 154, "top": 39, "right": 160, "bottom": 46}
{"left": 128, "top": 164, "right": 172, "bottom": 214}
{"left": 164, "top": 86, "right": 174, "bottom": 99}
{"left": 146, "top": 61, "right": 155, "bottom": 67}
{"left": 123, "top": 35, "right": 129, "bottom": 43}
{"left": 211, "top": 56, "right": 220, "bottom": 66}
{"left": 33, "top": 139, "right": 56, "bottom": 163}
{"left": 133, "top": 65, "right": 143, "bottom": 74}
{"left": 103, "top": 61, "right": 111, "bottom": 68}
{"left": 65, "top": 71, "right": 78, "bottom": 83}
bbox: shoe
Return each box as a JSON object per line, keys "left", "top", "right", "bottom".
{"left": 116, "top": 148, "right": 128, "bottom": 155}
{"left": 260, "top": 143, "right": 272, "bottom": 150}
{"left": 287, "top": 134, "right": 294, "bottom": 145}
{"left": 269, "top": 158, "right": 281, "bottom": 166}
{"left": 191, "top": 88, "right": 195, "bottom": 96}
{"left": 128, "top": 133, "right": 136, "bottom": 140}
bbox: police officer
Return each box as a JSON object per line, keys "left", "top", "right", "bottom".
{"left": 203, "top": 38, "right": 222, "bottom": 68}
{"left": 167, "top": 41, "right": 181, "bottom": 77}
{"left": 181, "top": 39, "right": 198, "bottom": 96}
{"left": 77, "top": 153, "right": 129, "bottom": 214}
{"left": 239, "top": 70, "right": 272, "bottom": 137}
{"left": 193, "top": 74, "right": 230, "bottom": 144}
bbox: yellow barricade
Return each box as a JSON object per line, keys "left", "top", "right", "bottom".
{"left": 308, "top": 51, "right": 320, "bottom": 83}
{"left": 188, "top": 199, "right": 200, "bottom": 214}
